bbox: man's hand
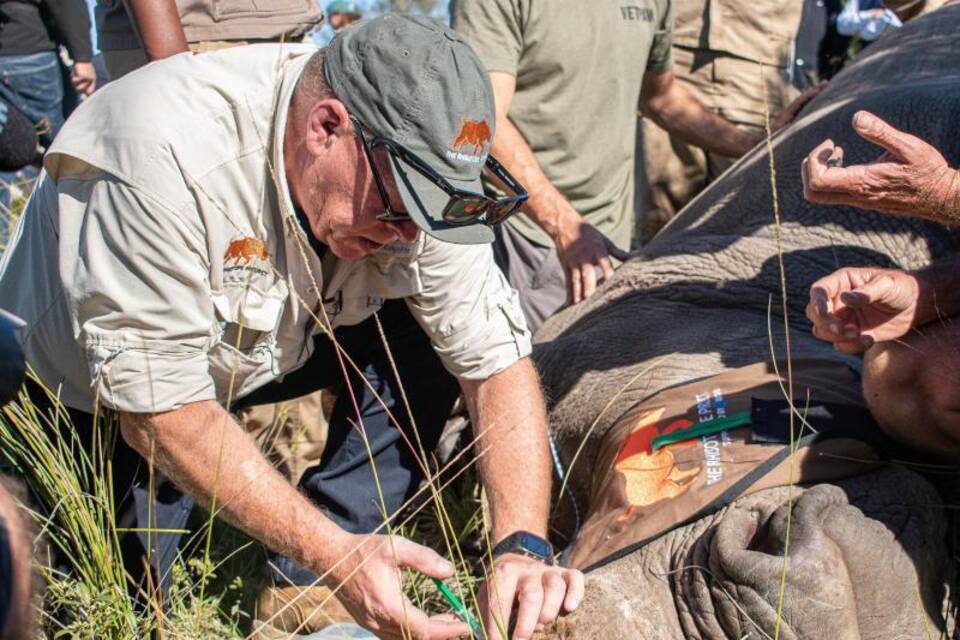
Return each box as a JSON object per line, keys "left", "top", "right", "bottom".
{"left": 553, "top": 217, "right": 630, "bottom": 304}
{"left": 768, "top": 82, "right": 826, "bottom": 133}
{"left": 806, "top": 266, "right": 920, "bottom": 353}
{"left": 326, "top": 534, "right": 468, "bottom": 640}
{"left": 479, "top": 554, "right": 584, "bottom": 640}
{"left": 70, "top": 62, "right": 97, "bottom": 96}
{"left": 801, "top": 110, "right": 960, "bottom": 222}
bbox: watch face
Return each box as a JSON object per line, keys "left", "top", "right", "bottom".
{"left": 519, "top": 532, "right": 552, "bottom": 559}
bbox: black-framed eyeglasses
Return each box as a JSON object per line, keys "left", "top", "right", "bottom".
{"left": 351, "top": 116, "right": 528, "bottom": 227}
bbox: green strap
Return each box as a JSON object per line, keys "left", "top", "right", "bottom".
{"left": 650, "top": 411, "right": 752, "bottom": 451}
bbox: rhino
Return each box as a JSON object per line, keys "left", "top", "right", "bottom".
{"left": 531, "top": 6, "right": 960, "bottom": 638}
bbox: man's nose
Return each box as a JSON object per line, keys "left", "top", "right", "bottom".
{"left": 387, "top": 220, "right": 419, "bottom": 243}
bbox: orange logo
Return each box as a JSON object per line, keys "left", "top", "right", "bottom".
{"left": 613, "top": 409, "right": 701, "bottom": 511}
{"left": 224, "top": 237, "right": 269, "bottom": 265}
{"left": 451, "top": 118, "right": 491, "bottom": 155}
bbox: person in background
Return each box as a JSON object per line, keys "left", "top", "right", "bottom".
{"left": 836, "top": 0, "right": 903, "bottom": 41}
{"left": 94, "top": 0, "right": 322, "bottom": 80}
{"left": 0, "top": 0, "right": 96, "bottom": 218}
{"left": 327, "top": 0, "right": 362, "bottom": 31}
{"left": 312, "top": 1, "right": 363, "bottom": 48}
{"left": 0, "top": 98, "right": 38, "bottom": 187}
{"left": 792, "top": 0, "right": 851, "bottom": 90}
{"left": 453, "top": 0, "right": 815, "bottom": 332}
{"left": 638, "top": 0, "right": 819, "bottom": 246}
{"left": 0, "top": 308, "right": 37, "bottom": 640}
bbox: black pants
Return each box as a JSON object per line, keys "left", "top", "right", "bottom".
{"left": 27, "top": 299, "right": 461, "bottom": 590}
{"left": 238, "top": 300, "right": 461, "bottom": 583}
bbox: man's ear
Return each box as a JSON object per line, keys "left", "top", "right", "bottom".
{"left": 303, "top": 98, "right": 352, "bottom": 158}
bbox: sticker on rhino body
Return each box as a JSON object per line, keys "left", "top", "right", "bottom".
{"left": 613, "top": 408, "right": 701, "bottom": 511}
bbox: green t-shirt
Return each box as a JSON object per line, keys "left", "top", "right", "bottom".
{"left": 453, "top": 0, "right": 674, "bottom": 250}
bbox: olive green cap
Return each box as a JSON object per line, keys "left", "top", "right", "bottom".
{"left": 324, "top": 14, "right": 496, "bottom": 244}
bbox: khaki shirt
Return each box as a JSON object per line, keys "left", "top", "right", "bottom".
{"left": 672, "top": 0, "right": 803, "bottom": 68}
{"left": 95, "top": 0, "right": 323, "bottom": 51}
{"left": 0, "top": 44, "right": 530, "bottom": 414}
{"left": 453, "top": 0, "right": 674, "bottom": 252}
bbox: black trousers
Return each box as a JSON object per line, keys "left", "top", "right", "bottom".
{"left": 237, "top": 299, "right": 461, "bottom": 584}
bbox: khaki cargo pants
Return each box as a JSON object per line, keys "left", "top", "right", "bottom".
{"left": 639, "top": 46, "right": 799, "bottom": 244}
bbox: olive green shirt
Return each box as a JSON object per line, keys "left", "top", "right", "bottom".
{"left": 453, "top": 0, "right": 674, "bottom": 251}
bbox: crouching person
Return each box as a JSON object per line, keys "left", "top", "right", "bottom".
{"left": 0, "top": 16, "right": 583, "bottom": 639}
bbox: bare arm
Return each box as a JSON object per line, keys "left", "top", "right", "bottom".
{"left": 461, "top": 359, "right": 584, "bottom": 640}
{"left": 124, "top": 0, "right": 189, "bottom": 61}
{"left": 641, "top": 70, "right": 757, "bottom": 158}
{"left": 120, "top": 400, "right": 466, "bottom": 639}
{"left": 120, "top": 400, "right": 346, "bottom": 570}
{"left": 461, "top": 357, "right": 551, "bottom": 542}
{"left": 489, "top": 72, "right": 627, "bottom": 304}
{"left": 913, "top": 256, "right": 960, "bottom": 325}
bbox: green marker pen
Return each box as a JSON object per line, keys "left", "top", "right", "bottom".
{"left": 431, "top": 577, "right": 484, "bottom": 640}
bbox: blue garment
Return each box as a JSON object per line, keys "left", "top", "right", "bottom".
{"left": 0, "top": 52, "right": 65, "bottom": 144}
{"left": 0, "top": 51, "right": 64, "bottom": 233}
{"left": 836, "top": 0, "right": 902, "bottom": 41}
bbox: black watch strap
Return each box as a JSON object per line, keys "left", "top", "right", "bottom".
{"left": 491, "top": 530, "right": 555, "bottom": 565}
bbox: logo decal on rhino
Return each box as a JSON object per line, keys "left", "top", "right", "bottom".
{"left": 614, "top": 408, "right": 701, "bottom": 511}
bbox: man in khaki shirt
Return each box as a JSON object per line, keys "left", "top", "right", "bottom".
{"left": 640, "top": 0, "right": 807, "bottom": 243}
{"left": 95, "top": 0, "right": 322, "bottom": 79}
{"left": 0, "top": 16, "right": 583, "bottom": 639}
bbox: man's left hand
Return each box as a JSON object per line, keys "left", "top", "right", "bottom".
{"left": 478, "top": 554, "right": 584, "bottom": 640}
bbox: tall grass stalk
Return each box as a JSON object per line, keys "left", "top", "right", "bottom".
{"left": 760, "top": 65, "right": 797, "bottom": 640}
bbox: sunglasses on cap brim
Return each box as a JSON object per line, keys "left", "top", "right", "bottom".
{"left": 351, "top": 117, "right": 528, "bottom": 227}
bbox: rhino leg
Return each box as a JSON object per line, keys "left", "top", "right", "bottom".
{"left": 534, "top": 467, "right": 949, "bottom": 640}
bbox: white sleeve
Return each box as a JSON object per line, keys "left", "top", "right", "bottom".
{"left": 405, "top": 236, "right": 531, "bottom": 380}
{"left": 58, "top": 175, "right": 217, "bottom": 412}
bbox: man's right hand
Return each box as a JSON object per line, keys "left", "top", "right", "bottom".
{"left": 325, "top": 533, "right": 469, "bottom": 640}
{"left": 806, "top": 266, "right": 920, "bottom": 353}
{"left": 553, "top": 216, "right": 630, "bottom": 304}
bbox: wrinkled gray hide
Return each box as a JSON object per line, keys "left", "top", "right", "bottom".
{"left": 533, "top": 8, "right": 960, "bottom": 638}
{"left": 537, "top": 468, "right": 947, "bottom": 639}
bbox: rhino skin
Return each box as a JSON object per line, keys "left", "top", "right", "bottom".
{"left": 532, "top": 7, "right": 960, "bottom": 639}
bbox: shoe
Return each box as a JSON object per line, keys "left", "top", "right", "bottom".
{"left": 252, "top": 585, "right": 356, "bottom": 639}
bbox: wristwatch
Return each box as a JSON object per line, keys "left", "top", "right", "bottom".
{"left": 491, "top": 531, "right": 555, "bottom": 565}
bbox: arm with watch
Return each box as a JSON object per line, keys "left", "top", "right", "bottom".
{"left": 460, "top": 358, "right": 585, "bottom": 640}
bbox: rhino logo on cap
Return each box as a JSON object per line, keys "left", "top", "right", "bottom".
{"left": 451, "top": 118, "right": 491, "bottom": 156}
